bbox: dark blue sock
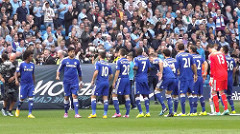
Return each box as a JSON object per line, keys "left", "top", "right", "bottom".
{"left": 17, "top": 100, "right": 23, "bottom": 110}
{"left": 135, "top": 97, "right": 142, "bottom": 114}
{"left": 144, "top": 97, "right": 150, "bottom": 113}
{"left": 227, "top": 95, "right": 235, "bottom": 111}
{"left": 73, "top": 99, "right": 79, "bottom": 115}
{"left": 125, "top": 99, "right": 131, "bottom": 115}
{"left": 173, "top": 97, "right": 179, "bottom": 113}
{"left": 113, "top": 97, "right": 120, "bottom": 114}
{"left": 192, "top": 96, "right": 198, "bottom": 113}
{"left": 91, "top": 99, "right": 96, "bottom": 115}
{"left": 188, "top": 96, "right": 193, "bottom": 113}
{"left": 199, "top": 96, "right": 206, "bottom": 112}
{"left": 155, "top": 91, "right": 166, "bottom": 110}
{"left": 180, "top": 95, "right": 186, "bottom": 114}
{"left": 103, "top": 100, "right": 108, "bottom": 116}
{"left": 166, "top": 94, "right": 173, "bottom": 114}
{"left": 64, "top": 100, "right": 69, "bottom": 113}
{"left": 28, "top": 98, "right": 34, "bottom": 115}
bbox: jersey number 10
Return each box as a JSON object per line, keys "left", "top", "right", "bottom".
{"left": 101, "top": 66, "right": 109, "bottom": 76}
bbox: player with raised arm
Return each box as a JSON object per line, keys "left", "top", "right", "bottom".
{"left": 220, "top": 45, "right": 236, "bottom": 114}
{"left": 176, "top": 43, "right": 198, "bottom": 116}
{"left": 207, "top": 44, "right": 229, "bottom": 115}
{"left": 56, "top": 47, "right": 83, "bottom": 118}
{"left": 111, "top": 48, "right": 131, "bottom": 118}
{"left": 134, "top": 48, "right": 151, "bottom": 118}
{"left": 89, "top": 50, "right": 113, "bottom": 119}
{"left": 164, "top": 49, "right": 179, "bottom": 116}
{"left": 189, "top": 45, "right": 208, "bottom": 116}
{"left": 15, "top": 50, "right": 36, "bottom": 118}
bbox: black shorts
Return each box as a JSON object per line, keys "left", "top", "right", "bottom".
{"left": 3, "top": 84, "right": 18, "bottom": 102}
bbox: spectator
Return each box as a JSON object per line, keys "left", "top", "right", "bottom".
{"left": 16, "top": 0, "right": 28, "bottom": 23}
{"left": 0, "top": 20, "right": 9, "bottom": 38}
{"left": 10, "top": 0, "right": 20, "bottom": 17}
{"left": 16, "top": 39, "right": 26, "bottom": 53}
{"left": 33, "top": 0, "right": 43, "bottom": 28}
{"left": 43, "top": 1, "right": 55, "bottom": 31}
{"left": 208, "top": 0, "right": 220, "bottom": 10}
{"left": 213, "top": 9, "right": 228, "bottom": 33}
{"left": 42, "top": 49, "right": 56, "bottom": 65}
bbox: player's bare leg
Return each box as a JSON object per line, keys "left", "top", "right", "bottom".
{"left": 88, "top": 95, "right": 97, "bottom": 118}
{"left": 102, "top": 96, "right": 108, "bottom": 118}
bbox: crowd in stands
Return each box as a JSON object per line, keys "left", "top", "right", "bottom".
{"left": 0, "top": 0, "right": 239, "bottom": 84}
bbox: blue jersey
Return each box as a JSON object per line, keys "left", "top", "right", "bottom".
{"left": 225, "top": 55, "right": 236, "bottom": 81}
{"left": 57, "top": 57, "right": 82, "bottom": 83}
{"left": 192, "top": 54, "right": 204, "bottom": 77}
{"left": 165, "top": 58, "right": 178, "bottom": 77}
{"left": 16, "top": 61, "right": 35, "bottom": 84}
{"left": 162, "top": 59, "right": 176, "bottom": 79}
{"left": 116, "top": 58, "right": 130, "bottom": 79}
{"left": 95, "top": 60, "right": 112, "bottom": 82}
{"left": 176, "top": 52, "right": 195, "bottom": 81}
{"left": 134, "top": 55, "right": 151, "bottom": 81}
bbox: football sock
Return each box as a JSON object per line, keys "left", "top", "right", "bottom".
{"left": 28, "top": 98, "right": 34, "bottom": 115}
{"left": 64, "top": 99, "right": 69, "bottom": 113}
{"left": 199, "top": 96, "right": 206, "bottom": 112}
{"left": 73, "top": 99, "right": 79, "bottom": 115}
{"left": 192, "top": 96, "right": 198, "bottom": 113}
{"left": 113, "top": 97, "right": 120, "bottom": 114}
{"left": 155, "top": 90, "right": 166, "bottom": 110}
{"left": 166, "top": 94, "right": 173, "bottom": 114}
{"left": 125, "top": 98, "right": 131, "bottom": 115}
{"left": 173, "top": 97, "right": 179, "bottom": 113}
{"left": 180, "top": 94, "right": 186, "bottom": 114}
{"left": 188, "top": 95, "right": 193, "bottom": 113}
{"left": 220, "top": 93, "right": 228, "bottom": 110}
{"left": 209, "top": 100, "right": 215, "bottom": 113}
{"left": 17, "top": 100, "right": 23, "bottom": 110}
{"left": 227, "top": 95, "right": 235, "bottom": 111}
{"left": 212, "top": 94, "right": 219, "bottom": 112}
{"left": 103, "top": 100, "right": 108, "bottom": 116}
{"left": 135, "top": 97, "right": 142, "bottom": 114}
{"left": 91, "top": 98, "right": 96, "bottom": 115}
{"left": 144, "top": 97, "right": 150, "bottom": 113}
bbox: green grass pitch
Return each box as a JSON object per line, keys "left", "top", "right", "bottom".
{"left": 1, "top": 101, "right": 240, "bottom": 134}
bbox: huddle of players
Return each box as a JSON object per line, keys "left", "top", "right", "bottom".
{"left": 14, "top": 43, "right": 235, "bottom": 118}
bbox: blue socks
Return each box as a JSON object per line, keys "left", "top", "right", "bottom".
{"left": 64, "top": 99, "right": 69, "bottom": 113}
{"left": 28, "top": 98, "right": 34, "bottom": 115}
{"left": 103, "top": 100, "right": 108, "bottom": 116}
{"left": 180, "top": 94, "right": 186, "bottom": 114}
{"left": 199, "top": 96, "right": 206, "bottom": 112}
{"left": 17, "top": 100, "right": 23, "bottom": 110}
{"left": 173, "top": 97, "right": 179, "bottom": 113}
{"left": 113, "top": 97, "right": 120, "bottom": 114}
{"left": 227, "top": 95, "right": 235, "bottom": 111}
{"left": 125, "top": 98, "right": 131, "bottom": 115}
{"left": 192, "top": 96, "right": 198, "bottom": 113}
{"left": 144, "top": 97, "right": 150, "bottom": 113}
{"left": 166, "top": 94, "right": 173, "bottom": 114}
{"left": 188, "top": 95, "right": 193, "bottom": 113}
{"left": 91, "top": 98, "right": 96, "bottom": 115}
{"left": 73, "top": 99, "right": 79, "bottom": 115}
{"left": 155, "top": 91, "right": 166, "bottom": 110}
{"left": 135, "top": 97, "right": 142, "bottom": 114}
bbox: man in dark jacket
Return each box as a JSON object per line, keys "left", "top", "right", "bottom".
{"left": 42, "top": 49, "right": 56, "bottom": 65}
{"left": 16, "top": 0, "right": 28, "bottom": 22}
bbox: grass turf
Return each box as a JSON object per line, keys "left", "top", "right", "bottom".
{"left": 1, "top": 101, "right": 240, "bottom": 134}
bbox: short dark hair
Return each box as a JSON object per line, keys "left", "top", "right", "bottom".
{"left": 68, "top": 47, "right": 75, "bottom": 52}
{"left": 119, "top": 48, "right": 127, "bottom": 56}
{"left": 99, "top": 50, "right": 106, "bottom": 59}
{"left": 221, "top": 45, "right": 229, "bottom": 54}
{"left": 190, "top": 45, "right": 197, "bottom": 53}
{"left": 136, "top": 48, "right": 143, "bottom": 56}
{"left": 178, "top": 43, "right": 185, "bottom": 50}
{"left": 1, "top": 53, "right": 8, "bottom": 61}
{"left": 162, "top": 49, "right": 171, "bottom": 57}
{"left": 23, "top": 50, "right": 33, "bottom": 60}
{"left": 206, "top": 44, "right": 214, "bottom": 50}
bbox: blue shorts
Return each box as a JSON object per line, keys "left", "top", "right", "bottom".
{"left": 193, "top": 77, "right": 203, "bottom": 95}
{"left": 179, "top": 79, "right": 194, "bottom": 94}
{"left": 63, "top": 82, "right": 79, "bottom": 97}
{"left": 92, "top": 81, "right": 109, "bottom": 96}
{"left": 113, "top": 78, "right": 130, "bottom": 95}
{"left": 225, "top": 80, "right": 233, "bottom": 95}
{"left": 172, "top": 79, "right": 179, "bottom": 96}
{"left": 157, "top": 78, "right": 177, "bottom": 92}
{"left": 19, "top": 83, "right": 35, "bottom": 99}
{"left": 134, "top": 80, "right": 150, "bottom": 95}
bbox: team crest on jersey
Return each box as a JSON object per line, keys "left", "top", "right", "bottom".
{"left": 67, "top": 62, "right": 69, "bottom": 64}
{"left": 31, "top": 66, "right": 33, "bottom": 68}
{"left": 74, "top": 62, "right": 77, "bottom": 65}
{"left": 24, "top": 66, "right": 26, "bottom": 68}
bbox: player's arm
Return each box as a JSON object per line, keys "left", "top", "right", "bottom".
{"left": 202, "top": 61, "right": 208, "bottom": 77}
{"left": 133, "top": 58, "right": 138, "bottom": 70}
{"left": 56, "top": 60, "right": 64, "bottom": 80}
{"left": 32, "top": 65, "right": 35, "bottom": 84}
{"left": 91, "top": 62, "right": 99, "bottom": 86}
{"left": 157, "top": 60, "right": 163, "bottom": 80}
{"left": 77, "top": 61, "right": 83, "bottom": 86}
{"left": 109, "top": 66, "right": 113, "bottom": 81}
{"left": 15, "top": 63, "right": 22, "bottom": 86}
{"left": 0, "top": 74, "right": 4, "bottom": 83}
{"left": 233, "top": 59, "right": 237, "bottom": 80}
{"left": 112, "top": 70, "right": 119, "bottom": 88}
{"left": 209, "top": 55, "right": 215, "bottom": 86}
{"left": 190, "top": 56, "right": 198, "bottom": 82}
